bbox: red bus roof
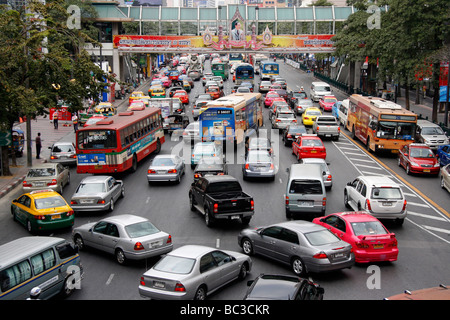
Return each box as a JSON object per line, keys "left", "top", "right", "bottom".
{"left": 78, "top": 107, "right": 160, "bottom": 131}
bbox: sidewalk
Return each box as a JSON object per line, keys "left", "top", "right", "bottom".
{"left": 0, "top": 79, "right": 151, "bottom": 199}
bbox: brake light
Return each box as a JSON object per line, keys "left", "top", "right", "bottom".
{"left": 167, "top": 235, "right": 172, "bottom": 244}
{"left": 304, "top": 117, "right": 309, "bottom": 120}
{"left": 402, "top": 200, "right": 407, "bottom": 211}
{"left": 322, "top": 197, "right": 326, "bottom": 206}
{"left": 168, "top": 169, "right": 177, "bottom": 174}
{"left": 194, "top": 173, "right": 200, "bottom": 178}
{"left": 270, "top": 164, "right": 274, "bottom": 170}
{"left": 316, "top": 126, "right": 319, "bottom": 131}
{"left": 293, "top": 119, "right": 297, "bottom": 122}
{"left": 140, "top": 277, "right": 145, "bottom": 286}
{"left": 174, "top": 283, "right": 186, "bottom": 292}
{"left": 327, "top": 174, "right": 332, "bottom": 181}
{"left": 66, "top": 210, "right": 74, "bottom": 217}
{"left": 355, "top": 242, "right": 369, "bottom": 249}
{"left": 388, "top": 235, "right": 398, "bottom": 247}
{"left": 213, "top": 203, "right": 218, "bottom": 213}
{"left": 287, "top": 134, "right": 292, "bottom": 138}
{"left": 148, "top": 169, "right": 156, "bottom": 174}
{"left": 366, "top": 199, "right": 372, "bottom": 211}
{"left": 70, "top": 200, "right": 77, "bottom": 205}
{"left": 47, "top": 179, "right": 57, "bottom": 186}
{"left": 245, "top": 163, "right": 249, "bottom": 169}
{"left": 23, "top": 181, "right": 32, "bottom": 187}
{"left": 50, "top": 156, "right": 57, "bottom": 160}
{"left": 250, "top": 200, "right": 254, "bottom": 210}
{"left": 34, "top": 215, "right": 46, "bottom": 220}
{"left": 97, "top": 200, "right": 105, "bottom": 204}
{"left": 313, "top": 252, "right": 328, "bottom": 259}
{"left": 338, "top": 126, "right": 341, "bottom": 132}
{"left": 285, "top": 196, "right": 289, "bottom": 205}
{"left": 134, "top": 242, "right": 144, "bottom": 251}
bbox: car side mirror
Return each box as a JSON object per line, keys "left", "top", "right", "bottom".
{"left": 247, "top": 280, "right": 254, "bottom": 287}
{"left": 347, "top": 182, "right": 352, "bottom": 186}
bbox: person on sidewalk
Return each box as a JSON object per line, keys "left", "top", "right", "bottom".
{"left": 53, "top": 110, "right": 59, "bottom": 129}
{"left": 72, "top": 113, "right": 78, "bottom": 132}
{"left": 35, "top": 133, "right": 42, "bottom": 159}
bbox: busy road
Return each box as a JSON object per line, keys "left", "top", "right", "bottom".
{"left": 0, "top": 57, "right": 449, "bottom": 301}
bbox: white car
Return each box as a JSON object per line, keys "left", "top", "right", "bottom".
{"left": 211, "top": 76, "right": 224, "bottom": 88}
{"left": 344, "top": 175, "right": 407, "bottom": 225}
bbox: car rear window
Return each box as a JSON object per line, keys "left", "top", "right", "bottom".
{"left": 305, "top": 230, "right": 340, "bottom": 246}
{"left": 153, "top": 256, "right": 195, "bottom": 274}
{"left": 27, "top": 168, "right": 55, "bottom": 177}
{"left": 289, "top": 180, "right": 323, "bottom": 194}
{"left": 52, "top": 145, "right": 73, "bottom": 152}
{"left": 76, "top": 183, "right": 106, "bottom": 194}
{"left": 125, "top": 221, "right": 160, "bottom": 238}
{"left": 371, "top": 187, "right": 403, "bottom": 200}
{"left": 350, "top": 221, "right": 388, "bottom": 237}
{"left": 34, "top": 196, "right": 67, "bottom": 209}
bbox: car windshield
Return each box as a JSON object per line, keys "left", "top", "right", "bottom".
{"left": 410, "top": 148, "right": 435, "bottom": 158}
{"left": 34, "top": 196, "right": 67, "bottom": 209}
{"left": 52, "top": 145, "right": 73, "bottom": 152}
{"left": 351, "top": 221, "right": 388, "bottom": 237}
{"left": 293, "top": 92, "right": 307, "bottom": 98}
{"left": 76, "top": 182, "right": 106, "bottom": 194}
{"left": 278, "top": 113, "right": 295, "bottom": 119}
{"left": 305, "top": 230, "right": 340, "bottom": 246}
{"left": 125, "top": 221, "right": 160, "bottom": 238}
{"left": 306, "top": 110, "right": 321, "bottom": 116}
{"left": 153, "top": 255, "right": 196, "bottom": 275}
{"left": 289, "top": 180, "right": 323, "bottom": 194}
{"left": 371, "top": 187, "right": 403, "bottom": 200}
{"left": 422, "top": 126, "right": 445, "bottom": 135}
{"left": 27, "top": 168, "right": 55, "bottom": 177}
{"left": 289, "top": 127, "right": 307, "bottom": 134}
{"left": 302, "top": 139, "right": 323, "bottom": 147}
{"left": 152, "top": 157, "right": 175, "bottom": 166}
{"left": 316, "top": 86, "right": 331, "bottom": 91}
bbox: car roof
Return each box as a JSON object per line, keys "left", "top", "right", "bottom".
{"left": 101, "top": 214, "right": 148, "bottom": 226}
{"left": 80, "top": 175, "right": 111, "bottom": 183}
{"left": 357, "top": 175, "right": 398, "bottom": 186}
{"left": 248, "top": 274, "right": 301, "bottom": 299}
{"left": 169, "top": 245, "right": 214, "bottom": 259}
{"left": 26, "top": 189, "right": 63, "bottom": 199}
{"left": 273, "top": 220, "right": 325, "bottom": 233}
{"left": 333, "top": 211, "right": 380, "bottom": 223}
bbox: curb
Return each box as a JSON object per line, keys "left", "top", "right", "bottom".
{"left": 0, "top": 174, "right": 26, "bottom": 200}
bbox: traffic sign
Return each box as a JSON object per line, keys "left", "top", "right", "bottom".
{"left": 0, "top": 132, "right": 12, "bottom": 146}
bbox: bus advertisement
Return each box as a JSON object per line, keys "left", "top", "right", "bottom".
{"left": 76, "top": 107, "right": 164, "bottom": 174}
{"left": 346, "top": 95, "right": 417, "bottom": 153}
{"left": 260, "top": 61, "right": 279, "bottom": 78}
{"left": 211, "top": 61, "right": 229, "bottom": 80}
{"left": 235, "top": 63, "right": 254, "bottom": 86}
{"left": 199, "top": 107, "right": 235, "bottom": 142}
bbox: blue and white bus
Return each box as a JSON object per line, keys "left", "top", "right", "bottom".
{"left": 235, "top": 63, "right": 255, "bottom": 86}
{"left": 260, "top": 61, "right": 279, "bottom": 79}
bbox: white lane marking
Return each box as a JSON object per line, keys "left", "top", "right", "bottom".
{"left": 216, "top": 238, "right": 220, "bottom": 248}
{"left": 423, "top": 225, "right": 450, "bottom": 235}
{"left": 361, "top": 171, "right": 386, "bottom": 176}
{"left": 407, "top": 211, "right": 447, "bottom": 222}
{"left": 349, "top": 158, "right": 377, "bottom": 163}
{"left": 106, "top": 274, "right": 115, "bottom": 286}
{"left": 355, "top": 164, "right": 383, "bottom": 170}
{"left": 408, "top": 201, "right": 431, "bottom": 208}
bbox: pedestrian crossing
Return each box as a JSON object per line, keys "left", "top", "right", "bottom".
{"left": 333, "top": 135, "right": 450, "bottom": 242}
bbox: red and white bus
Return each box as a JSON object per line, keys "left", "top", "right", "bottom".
{"left": 76, "top": 107, "right": 164, "bottom": 174}
{"left": 346, "top": 95, "right": 417, "bottom": 153}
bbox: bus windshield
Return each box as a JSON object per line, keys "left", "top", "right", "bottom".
{"left": 77, "top": 130, "right": 117, "bottom": 150}
{"left": 236, "top": 66, "right": 254, "bottom": 79}
{"left": 376, "top": 121, "right": 415, "bottom": 140}
{"left": 212, "top": 64, "right": 224, "bottom": 71}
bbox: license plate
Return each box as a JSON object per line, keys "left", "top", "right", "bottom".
{"left": 231, "top": 215, "right": 240, "bottom": 220}
{"left": 34, "top": 182, "right": 44, "bottom": 187}
{"left": 334, "top": 252, "right": 344, "bottom": 258}
{"left": 423, "top": 169, "right": 430, "bottom": 173}
{"left": 325, "top": 134, "right": 331, "bottom": 137}
{"left": 153, "top": 281, "right": 165, "bottom": 288}
{"left": 373, "top": 244, "right": 384, "bottom": 249}
{"left": 298, "top": 201, "right": 313, "bottom": 207}
{"left": 157, "top": 170, "right": 166, "bottom": 174}
{"left": 310, "top": 150, "right": 317, "bottom": 153}
{"left": 94, "top": 165, "right": 103, "bottom": 169}
{"left": 150, "top": 240, "right": 163, "bottom": 248}
{"left": 51, "top": 214, "right": 61, "bottom": 220}
{"left": 80, "top": 200, "right": 94, "bottom": 204}
{"left": 382, "top": 202, "right": 392, "bottom": 206}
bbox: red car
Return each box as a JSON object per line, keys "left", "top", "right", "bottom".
{"left": 264, "top": 92, "right": 280, "bottom": 107}
{"left": 319, "top": 96, "right": 337, "bottom": 112}
{"left": 160, "top": 76, "right": 172, "bottom": 88}
{"left": 398, "top": 143, "right": 440, "bottom": 175}
{"left": 173, "top": 90, "right": 189, "bottom": 104}
{"left": 313, "top": 212, "right": 398, "bottom": 263}
{"left": 205, "top": 85, "right": 223, "bottom": 100}
{"left": 292, "top": 134, "right": 326, "bottom": 161}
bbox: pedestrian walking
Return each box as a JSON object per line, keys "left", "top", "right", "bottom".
{"left": 35, "top": 132, "right": 42, "bottom": 159}
{"left": 53, "top": 110, "right": 59, "bottom": 129}
{"left": 72, "top": 113, "right": 78, "bottom": 132}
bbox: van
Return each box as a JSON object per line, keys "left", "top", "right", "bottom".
{"left": 310, "top": 82, "right": 332, "bottom": 102}
{"left": 338, "top": 99, "right": 349, "bottom": 127}
{"left": 415, "top": 119, "right": 449, "bottom": 150}
{"left": 285, "top": 164, "right": 326, "bottom": 218}
{"left": 0, "top": 236, "right": 83, "bottom": 300}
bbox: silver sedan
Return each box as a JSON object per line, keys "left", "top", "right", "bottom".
{"left": 70, "top": 175, "right": 124, "bottom": 212}
{"left": 238, "top": 220, "right": 354, "bottom": 276}
{"left": 72, "top": 214, "right": 172, "bottom": 265}
{"left": 242, "top": 150, "right": 276, "bottom": 180}
{"left": 22, "top": 163, "right": 70, "bottom": 194}
{"left": 147, "top": 154, "right": 185, "bottom": 184}
{"left": 139, "top": 245, "right": 252, "bottom": 300}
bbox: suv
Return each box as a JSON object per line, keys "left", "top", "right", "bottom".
{"left": 344, "top": 176, "right": 407, "bottom": 226}
{"left": 415, "top": 120, "right": 449, "bottom": 150}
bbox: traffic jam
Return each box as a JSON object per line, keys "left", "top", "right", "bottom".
{"left": 2, "top": 52, "right": 450, "bottom": 302}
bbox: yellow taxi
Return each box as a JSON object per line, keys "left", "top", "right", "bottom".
{"left": 129, "top": 91, "right": 145, "bottom": 105}
{"left": 94, "top": 102, "right": 117, "bottom": 116}
{"left": 302, "top": 107, "right": 322, "bottom": 126}
{"left": 11, "top": 189, "right": 74, "bottom": 233}
{"left": 149, "top": 85, "right": 166, "bottom": 98}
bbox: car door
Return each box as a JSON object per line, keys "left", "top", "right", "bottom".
{"left": 347, "top": 178, "right": 361, "bottom": 208}
{"left": 101, "top": 223, "right": 120, "bottom": 254}
{"left": 322, "top": 215, "right": 346, "bottom": 239}
{"left": 211, "top": 250, "right": 240, "bottom": 284}
{"left": 199, "top": 252, "right": 222, "bottom": 292}
{"left": 274, "top": 228, "right": 301, "bottom": 264}
{"left": 57, "top": 164, "right": 68, "bottom": 187}
{"left": 87, "top": 221, "right": 109, "bottom": 251}
{"left": 108, "top": 177, "right": 120, "bottom": 202}
{"left": 192, "top": 179, "right": 206, "bottom": 208}
{"left": 399, "top": 145, "right": 408, "bottom": 168}
{"left": 14, "top": 195, "right": 31, "bottom": 226}
{"left": 292, "top": 137, "right": 300, "bottom": 156}
{"left": 253, "top": 226, "right": 283, "bottom": 261}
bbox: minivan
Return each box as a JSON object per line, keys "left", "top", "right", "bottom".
{"left": 310, "top": 82, "right": 332, "bottom": 102}
{"left": 415, "top": 119, "right": 449, "bottom": 150}
{"left": 338, "top": 99, "right": 349, "bottom": 127}
{"left": 285, "top": 164, "right": 326, "bottom": 218}
{"left": 0, "top": 236, "right": 83, "bottom": 300}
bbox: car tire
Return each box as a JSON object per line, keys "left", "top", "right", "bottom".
{"left": 204, "top": 208, "right": 214, "bottom": 228}
{"left": 109, "top": 199, "right": 114, "bottom": 212}
{"left": 74, "top": 235, "right": 85, "bottom": 251}
{"left": 406, "top": 164, "right": 411, "bottom": 175}
{"left": 60, "top": 275, "right": 76, "bottom": 298}
{"left": 189, "top": 193, "right": 196, "bottom": 211}
{"left": 115, "top": 249, "right": 127, "bottom": 265}
{"left": 241, "top": 238, "right": 254, "bottom": 255}
{"left": 441, "top": 176, "right": 445, "bottom": 189}
{"left": 291, "top": 256, "right": 306, "bottom": 276}
{"left": 238, "top": 263, "right": 249, "bottom": 280}
{"left": 344, "top": 190, "right": 351, "bottom": 209}
{"left": 26, "top": 220, "right": 33, "bottom": 233}
{"left": 194, "top": 285, "right": 207, "bottom": 300}
{"left": 397, "top": 157, "right": 402, "bottom": 167}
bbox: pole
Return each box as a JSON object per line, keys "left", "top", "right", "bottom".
{"left": 445, "top": 60, "right": 450, "bottom": 127}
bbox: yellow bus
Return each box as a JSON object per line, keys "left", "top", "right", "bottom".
{"left": 346, "top": 94, "right": 417, "bottom": 153}
{"left": 199, "top": 92, "right": 263, "bottom": 145}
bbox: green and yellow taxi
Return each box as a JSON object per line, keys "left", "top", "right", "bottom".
{"left": 94, "top": 102, "right": 117, "bottom": 116}
{"left": 129, "top": 91, "right": 145, "bottom": 105}
{"left": 11, "top": 189, "right": 74, "bottom": 233}
{"left": 149, "top": 85, "right": 166, "bottom": 98}
{"left": 182, "top": 80, "right": 191, "bottom": 92}
{"left": 302, "top": 107, "right": 322, "bottom": 126}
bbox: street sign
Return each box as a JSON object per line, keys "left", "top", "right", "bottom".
{"left": 0, "top": 132, "right": 12, "bottom": 146}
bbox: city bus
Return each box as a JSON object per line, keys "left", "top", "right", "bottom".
{"left": 346, "top": 94, "right": 417, "bottom": 153}
{"left": 235, "top": 63, "right": 254, "bottom": 86}
{"left": 229, "top": 53, "right": 244, "bottom": 65}
{"left": 199, "top": 92, "right": 263, "bottom": 145}
{"left": 76, "top": 107, "right": 164, "bottom": 174}
{"left": 211, "top": 61, "right": 229, "bottom": 80}
{"left": 260, "top": 61, "right": 279, "bottom": 78}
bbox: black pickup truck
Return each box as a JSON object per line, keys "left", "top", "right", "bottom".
{"left": 189, "top": 175, "right": 254, "bottom": 227}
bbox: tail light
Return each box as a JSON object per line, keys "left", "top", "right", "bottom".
{"left": 316, "top": 126, "right": 319, "bottom": 131}
{"left": 388, "top": 235, "right": 398, "bottom": 247}
{"left": 97, "top": 200, "right": 105, "bottom": 204}
{"left": 194, "top": 173, "right": 200, "bottom": 179}
{"left": 270, "top": 164, "right": 274, "bottom": 170}
{"left": 70, "top": 200, "right": 78, "bottom": 205}
{"left": 174, "top": 283, "right": 186, "bottom": 292}
{"left": 50, "top": 156, "right": 57, "bottom": 160}
{"left": 355, "top": 242, "right": 369, "bottom": 249}
{"left": 167, "top": 235, "right": 172, "bottom": 244}
{"left": 134, "top": 242, "right": 144, "bottom": 251}
{"left": 213, "top": 203, "right": 218, "bottom": 213}
{"left": 287, "top": 134, "right": 292, "bottom": 138}
{"left": 148, "top": 169, "right": 156, "bottom": 174}
{"left": 217, "top": 172, "right": 225, "bottom": 175}
{"left": 313, "top": 252, "right": 328, "bottom": 259}
{"left": 304, "top": 116, "right": 309, "bottom": 120}
{"left": 66, "top": 210, "right": 74, "bottom": 217}
{"left": 402, "top": 200, "right": 407, "bottom": 211}
{"left": 168, "top": 169, "right": 177, "bottom": 174}
{"left": 366, "top": 199, "right": 372, "bottom": 211}
{"left": 34, "top": 215, "right": 46, "bottom": 220}
{"left": 338, "top": 127, "right": 341, "bottom": 132}
{"left": 250, "top": 200, "right": 254, "bottom": 210}
{"left": 23, "top": 181, "right": 32, "bottom": 187}
{"left": 140, "top": 277, "right": 145, "bottom": 286}
{"left": 326, "top": 174, "right": 332, "bottom": 181}
{"left": 245, "top": 163, "right": 249, "bottom": 169}
{"left": 285, "top": 196, "right": 289, "bottom": 205}
{"left": 322, "top": 197, "right": 326, "bottom": 206}
{"left": 293, "top": 119, "right": 297, "bottom": 122}
{"left": 47, "top": 179, "right": 57, "bottom": 186}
